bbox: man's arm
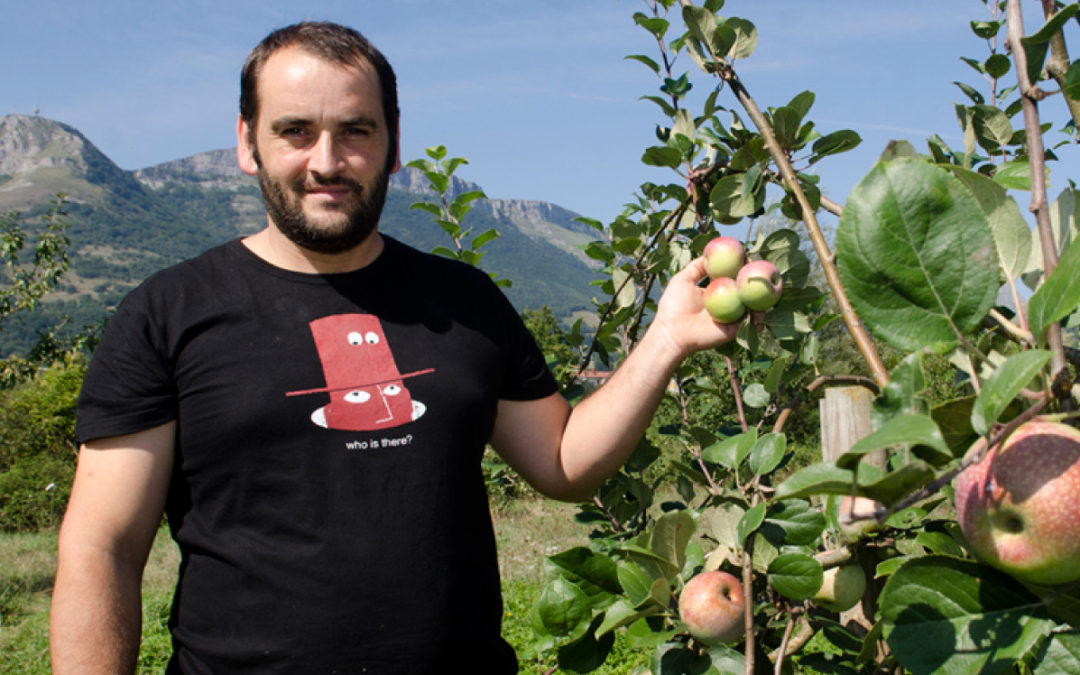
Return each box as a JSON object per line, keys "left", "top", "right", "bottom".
{"left": 491, "top": 257, "right": 738, "bottom": 502}
{"left": 50, "top": 421, "right": 175, "bottom": 675}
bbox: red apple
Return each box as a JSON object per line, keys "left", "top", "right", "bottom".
{"left": 703, "top": 236, "right": 745, "bottom": 280}
{"left": 735, "top": 260, "right": 783, "bottom": 311}
{"left": 810, "top": 564, "right": 866, "bottom": 612}
{"left": 703, "top": 277, "right": 745, "bottom": 324}
{"left": 954, "top": 420, "right": 1080, "bottom": 585}
{"left": 678, "top": 570, "right": 745, "bottom": 645}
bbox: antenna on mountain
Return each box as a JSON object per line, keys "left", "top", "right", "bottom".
{"left": 33, "top": 106, "right": 41, "bottom": 117}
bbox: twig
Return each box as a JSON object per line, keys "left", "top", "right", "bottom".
{"left": 1006, "top": 0, "right": 1069, "bottom": 396}
{"left": 716, "top": 64, "right": 889, "bottom": 387}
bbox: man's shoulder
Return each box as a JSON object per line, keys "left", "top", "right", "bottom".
{"left": 381, "top": 235, "right": 495, "bottom": 287}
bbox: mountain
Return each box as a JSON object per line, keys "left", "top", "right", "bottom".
{"left": 0, "top": 114, "right": 602, "bottom": 355}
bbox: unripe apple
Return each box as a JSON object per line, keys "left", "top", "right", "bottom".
{"left": 703, "top": 277, "right": 745, "bottom": 324}
{"left": 954, "top": 420, "right": 1080, "bottom": 585}
{"left": 703, "top": 236, "right": 745, "bottom": 280}
{"left": 679, "top": 570, "right": 745, "bottom": 645}
{"left": 810, "top": 564, "right": 866, "bottom": 612}
{"left": 735, "top": 260, "right": 783, "bottom": 311}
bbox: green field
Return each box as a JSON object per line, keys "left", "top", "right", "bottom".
{"left": 0, "top": 497, "right": 648, "bottom": 674}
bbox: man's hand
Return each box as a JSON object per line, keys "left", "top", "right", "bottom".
{"left": 650, "top": 256, "right": 741, "bottom": 360}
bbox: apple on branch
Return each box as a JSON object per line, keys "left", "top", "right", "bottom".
{"left": 735, "top": 259, "right": 783, "bottom": 312}
{"left": 678, "top": 570, "right": 745, "bottom": 645}
{"left": 810, "top": 564, "right": 866, "bottom": 612}
{"left": 954, "top": 420, "right": 1080, "bottom": 586}
{"left": 703, "top": 235, "right": 745, "bottom": 280}
{"left": 703, "top": 277, "right": 746, "bottom": 324}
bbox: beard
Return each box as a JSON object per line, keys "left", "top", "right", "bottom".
{"left": 255, "top": 154, "right": 390, "bottom": 255}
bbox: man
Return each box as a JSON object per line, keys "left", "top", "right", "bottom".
{"left": 50, "top": 21, "right": 737, "bottom": 674}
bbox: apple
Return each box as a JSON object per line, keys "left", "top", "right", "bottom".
{"left": 703, "top": 236, "right": 745, "bottom": 280}
{"left": 810, "top": 564, "right": 866, "bottom": 612}
{"left": 735, "top": 260, "right": 783, "bottom": 311}
{"left": 838, "top": 495, "right": 884, "bottom": 540}
{"left": 679, "top": 570, "right": 745, "bottom": 645}
{"left": 703, "top": 277, "right": 745, "bottom": 324}
{"left": 953, "top": 420, "right": 1080, "bottom": 585}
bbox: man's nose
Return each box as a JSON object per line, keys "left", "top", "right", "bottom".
{"left": 308, "top": 130, "right": 343, "bottom": 176}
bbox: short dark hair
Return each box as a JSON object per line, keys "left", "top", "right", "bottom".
{"left": 239, "top": 21, "right": 399, "bottom": 169}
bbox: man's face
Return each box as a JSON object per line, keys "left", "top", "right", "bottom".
{"left": 238, "top": 46, "right": 400, "bottom": 254}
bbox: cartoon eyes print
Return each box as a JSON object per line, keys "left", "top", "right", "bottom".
{"left": 383, "top": 384, "right": 402, "bottom": 396}
{"left": 346, "top": 331, "right": 381, "bottom": 346}
{"left": 344, "top": 390, "right": 371, "bottom": 403}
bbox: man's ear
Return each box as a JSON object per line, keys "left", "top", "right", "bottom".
{"left": 236, "top": 114, "right": 258, "bottom": 176}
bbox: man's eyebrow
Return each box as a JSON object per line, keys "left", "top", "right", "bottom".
{"left": 269, "top": 117, "right": 312, "bottom": 133}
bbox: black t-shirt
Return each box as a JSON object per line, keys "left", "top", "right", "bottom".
{"left": 76, "top": 236, "right": 558, "bottom": 673}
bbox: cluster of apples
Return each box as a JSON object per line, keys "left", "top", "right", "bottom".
{"left": 702, "top": 236, "right": 784, "bottom": 324}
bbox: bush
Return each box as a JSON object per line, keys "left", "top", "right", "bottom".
{"left": 0, "top": 359, "right": 84, "bottom": 532}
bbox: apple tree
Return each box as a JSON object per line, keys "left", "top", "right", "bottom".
{"left": 527, "top": 1, "right": 1080, "bottom": 673}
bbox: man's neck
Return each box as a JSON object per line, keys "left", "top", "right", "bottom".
{"left": 242, "top": 225, "right": 385, "bottom": 274}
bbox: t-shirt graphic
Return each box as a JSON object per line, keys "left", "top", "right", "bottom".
{"left": 286, "top": 314, "right": 433, "bottom": 431}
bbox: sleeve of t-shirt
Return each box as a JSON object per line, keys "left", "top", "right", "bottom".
{"left": 491, "top": 283, "right": 560, "bottom": 402}
{"left": 75, "top": 284, "right": 178, "bottom": 444}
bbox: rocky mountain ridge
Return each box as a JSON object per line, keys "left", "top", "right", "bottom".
{"left": 0, "top": 114, "right": 601, "bottom": 355}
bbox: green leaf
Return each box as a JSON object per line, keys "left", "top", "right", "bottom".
{"left": 1028, "top": 235, "right": 1080, "bottom": 339}
{"left": 682, "top": 5, "right": 718, "bottom": 53}
{"left": 595, "top": 598, "right": 654, "bottom": 637}
{"left": 837, "top": 414, "right": 951, "bottom": 470}
{"left": 946, "top": 165, "right": 1032, "bottom": 280}
{"left": 642, "top": 145, "right": 684, "bottom": 168}
{"left": 993, "top": 157, "right": 1036, "bottom": 190}
{"left": 737, "top": 501, "right": 767, "bottom": 544}
{"left": 470, "top": 228, "right": 500, "bottom": 250}
{"left": 971, "top": 20, "right": 1002, "bottom": 39}
{"left": 741, "top": 382, "right": 769, "bottom": 408}
{"left": 768, "top": 553, "right": 824, "bottom": 601}
{"left": 971, "top": 350, "right": 1052, "bottom": 434}
{"left": 710, "top": 171, "right": 764, "bottom": 220}
{"left": 1034, "top": 631, "right": 1080, "bottom": 674}
{"left": 617, "top": 563, "right": 653, "bottom": 606}
{"left": 984, "top": 53, "right": 1011, "bottom": 79}
{"left": 972, "top": 104, "right": 1014, "bottom": 153}
{"left": 880, "top": 556, "right": 1055, "bottom": 675}
{"left": 770, "top": 106, "right": 802, "bottom": 150}
{"left": 836, "top": 158, "right": 999, "bottom": 352}
{"left": 761, "top": 499, "right": 826, "bottom": 547}
{"left": 810, "top": 129, "right": 861, "bottom": 161}
{"left": 651, "top": 510, "right": 696, "bottom": 574}
{"left": 773, "top": 461, "right": 886, "bottom": 501}
{"left": 748, "top": 433, "right": 786, "bottom": 477}
{"left": 703, "top": 429, "right": 757, "bottom": 468}
{"left": 535, "top": 577, "right": 594, "bottom": 640}
{"left": 786, "top": 90, "right": 815, "bottom": 119}
{"left": 545, "top": 547, "right": 623, "bottom": 600}
{"left": 724, "top": 17, "right": 757, "bottom": 60}
{"left": 1065, "top": 60, "right": 1080, "bottom": 101}
{"left": 625, "top": 53, "right": 661, "bottom": 74}
{"left": 557, "top": 616, "right": 616, "bottom": 673}
{"left": 1020, "top": 4, "right": 1080, "bottom": 85}
{"left": 612, "top": 267, "right": 637, "bottom": 309}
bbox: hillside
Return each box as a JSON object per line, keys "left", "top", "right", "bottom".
{"left": 0, "top": 115, "right": 602, "bottom": 355}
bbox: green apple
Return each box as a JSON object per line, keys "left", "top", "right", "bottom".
{"left": 810, "top": 564, "right": 866, "bottom": 612}
{"left": 679, "top": 570, "right": 745, "bottom": 645}
{"left": 703, "top": 236, "right": 745, "bottom": 280}
{"left": 735, "top": 259, "right": 783, "bottom": 311}
{"left": 954, "top": 420, "right": 1080, "bottom": 585}
{"left": 703, "top": 277, "right": 745, "bottom": 324}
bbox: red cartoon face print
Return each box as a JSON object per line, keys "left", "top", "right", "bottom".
{"left": 286, "top": 314, "right": 433, "bottom": 432}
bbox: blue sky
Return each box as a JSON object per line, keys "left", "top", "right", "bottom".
{"left": 5, "top": 1, "right": 1076, "bottom": 225}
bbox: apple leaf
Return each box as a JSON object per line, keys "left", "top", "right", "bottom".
{"left": 837, "top": 413, "right": 951, "bottom": 470}
{"left": 1034, "top": 631, "right": 1080, "bottom": 674}
{"left": 535, "top": 577, "right": 594, "bottom": 640}
{"left": 881, "top": 556, "right": 1055, "bottom": 675}
{"left": 651, "top": 510, "right": 696, "bottom": 574}
{"left": 557, "top": 616, "right": 616, "bottom": 673}
{"left": 703, "top": 429, "right": 757, "bottom": 468}
{"left": 773, "top": 461, "right": 886, "bottom": 501}
{"left": 970, "top": 350, "right": 1053, "bottom": 435}
{"left": 545, "top": 547, "right": 623, "bottom": 601}
{"left": 947, "top": 165, "right": 1032, "bottom": 280}
{"left": 1023, "top": 186, "right": 1079, "bottom": 290}
{"left": 748, "top": 432, "right": 786, "bottom": 476}
{"left": 1020, "top": 3, "right": 1080, "bottom": 85}
{"left": 837, "top": 158, "right": 999, "bottom": 352}
{"left": 761, "top": 499, "right": 826, "bottom": 547}
{"left": 737, "top": 501, "right": 767, "bottom": 545}
{"left": 1028, "top": 234, "right": 1080, "bottom": 340}
{"left": 617, "top": 562, "right": 654, "bottom": 607}
{"left": 768, "top": 552, "right": 823, "bottom": 601}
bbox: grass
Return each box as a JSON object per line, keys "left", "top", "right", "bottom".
{"left": 0, "top": 496, "right": 646, "bottom": 674}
